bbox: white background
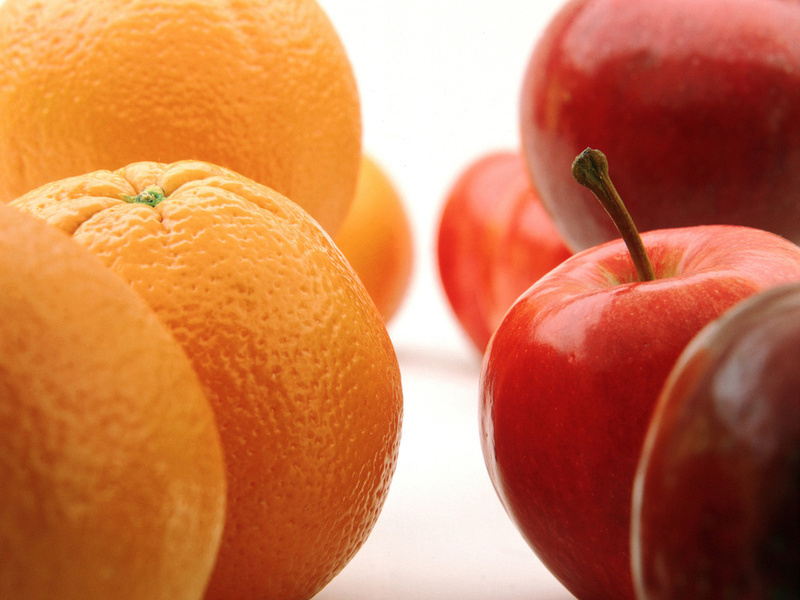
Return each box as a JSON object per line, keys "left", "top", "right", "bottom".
{"left": 316, "top": 2, "right": 576, "bottom": 599}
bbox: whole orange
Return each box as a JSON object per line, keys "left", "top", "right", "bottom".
{"left": 0, "top": 0, "right": 361, "bottom": 236}
{"left": 11, "top": 160, "right": 404, "bottom": 600}
{"left": 0, "top": 202, "right": 226, "bottom": 600}
{"left": 335, "top": 155, "right": 414, "bottom": 323}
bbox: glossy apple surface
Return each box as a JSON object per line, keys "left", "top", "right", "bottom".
{"left": 480, "top": 226, "right": 800, "bottom": 600}
{"left": 632, "top": 283, "right": 800, "bottom": 600}
{"left": 520, "top": 0, "right": 800, "bottom": 252}
{"left": 437, "top": 151, "right": 571, "bottom": 351}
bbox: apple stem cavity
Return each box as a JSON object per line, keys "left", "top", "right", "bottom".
{"left": 572, "top": 148, "right": 656, "bottom": 282}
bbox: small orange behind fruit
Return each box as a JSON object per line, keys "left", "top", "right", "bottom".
{"left": 12, "top": 160, "right": 403, "bottom": 600}
{"left": 0, "top": 0, "right": 361, "bottom": 235}
{"left": 0, "top": 202, "right": 226, "bottom": 600}
{"left": 335, "top": 155, "right": 414, "bottom": 323}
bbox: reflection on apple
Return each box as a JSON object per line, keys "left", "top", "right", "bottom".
{"left": 632, "top": 283, "right": 800, "bottom": 600}
{"left": 520, "top": 0, "right": 800, "bottom": 252}
{"left": 480, "top": 149, "right": 800, "bottom": 600}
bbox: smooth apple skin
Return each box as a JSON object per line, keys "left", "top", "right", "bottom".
{"left": 480, "top": 226, "right": 800, "bottom": 600}
{"left": 437, "top": 151, "right": 571, "bottom": 352}
{"left": 631, "top": 283, "right": 800, "bottom": 600}
{"left": 520, "top": 0, "right": 800, "bottom": 252}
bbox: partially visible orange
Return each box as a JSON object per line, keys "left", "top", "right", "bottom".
{"left": 335, "top": 155, "right": 414, "bottom": 323}
{"left": 12, "top": 160, "right": 403, "bottom": 600}
{"left": 0, "top": 201, "right": 226, "bottom": 600}
{"left": 0, "top": 0, "right": 361, "bottom": 235}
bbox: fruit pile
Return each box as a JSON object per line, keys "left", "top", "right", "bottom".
{"left": 437, "top": 1, "right": 800, "bottom": 599}
{"left": 2, "top": 0, "right": 800, "bottom": 599}
{"left": 0, "top": 2, "right": 411, "bottom": 600}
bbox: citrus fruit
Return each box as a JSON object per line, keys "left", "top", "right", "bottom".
{"left": 0, "top": 201, "right": 226, "bottom": 600}
{"left": 11, "top": 160, "right": 404, "bottom": 600}
{"left": 335, "top": 154, "right": 414, "bottom": 323}
{"left": 0, "top": 0, "right": 361, "bottom": 236}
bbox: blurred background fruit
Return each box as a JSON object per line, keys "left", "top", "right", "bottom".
{"left": 11, "top": 160, "right": 403, "bottom": 600}
{"left": 0, "top": 201, "right": 226, "bottom": 600}
{"left": 437, "top": 150, "right": 571, "bottom": 352}
{"left": 335, "top": 154, "right": 414, "bottom": 324}
{"left": 0, "top": 0, "right": 361, "bottom": 236}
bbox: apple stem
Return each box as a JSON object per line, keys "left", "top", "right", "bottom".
{"left": 571, "top": 148, "right": 656, "bottom": 282}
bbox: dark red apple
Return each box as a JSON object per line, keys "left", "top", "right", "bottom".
{"left": 437, "top": 150, "right": 571, "bottom": 352}
{"left": 479, "top": 149, "right": 800, "bottom": 600}
{"left": 520, "top": 0, "right": 800, "bottom": 252}
{"left": 631, "top": 283, "right": 800, "bottom": 600}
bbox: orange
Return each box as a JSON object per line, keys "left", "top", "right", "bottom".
{"left": 0, "top": 0, "right": 361, "bottom": 236}
{"left": 335, "top": 155, "right": 414, "bottom": 323}
{"left": 11, "top": 160, "right": 404, "bottom": 600}
{"left": 0, "top": 201, "right": 226, "bottom": 600}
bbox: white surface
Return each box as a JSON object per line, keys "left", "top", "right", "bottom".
{"left": 316, "top": 2, "right": 576, "bottom": 598}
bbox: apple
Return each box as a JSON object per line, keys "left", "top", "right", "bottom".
{"left": 479, "top": 149, "right": 800, "bottom": 600}
{"left": 631, "top": 283, "right": 800, "bottom": 600}
{"left": 437, "top": 150, "right": 571, "bottom": 352}
{"left": 519, "top": 0, "right": 800, "bottom": 252}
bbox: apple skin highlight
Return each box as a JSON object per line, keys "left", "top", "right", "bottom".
{"left": 520, "top": 0, "right": 800, "bottom": 252}
{"left": 632, "top": 282, "right": 800, "bottom": 600}
{"left": 480, "top": 225, "right": 800, "bottom": 600}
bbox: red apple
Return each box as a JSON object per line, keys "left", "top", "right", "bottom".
{"left": 631, "top": 283, "right": 800, "bottom": 600}
{"left": 437, "top": 150, "right": 571, "bottom": 352}
{"left": 520, "top": 0, "right": 800, "bottom": 252}
{"left": 479, "top": 149, "right": 800, "bottom": 600}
